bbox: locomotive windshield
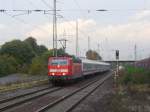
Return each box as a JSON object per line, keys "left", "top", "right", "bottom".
{"left": 50, "top": 59, "right": 68, "bottom": 65}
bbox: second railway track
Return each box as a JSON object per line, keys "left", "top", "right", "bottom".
{"left": 0, "top": 87, "right": 62, "bottom": 112}
{"left": 0, "top": 86, "right": 50, "bottom": 104}
{"left": 37, "top": 73, "right": 112, "bottom": 112}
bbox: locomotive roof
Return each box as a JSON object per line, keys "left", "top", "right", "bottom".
{"left": 49, "top": 56, "right": 109, "bottom": 65}
{"left": 49, "top": 56, "right": 82, "bottom": 63}
{"left": 81, "top": 58, "right": 110, "bottom": 66}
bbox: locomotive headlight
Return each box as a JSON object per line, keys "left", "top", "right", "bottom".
{"left": 57, "top": 65, "right": 60, "bottom": 68}
{"left": 52, "top": 73, "right": 55, "bottom": 76}
{"left": 62, "top": 73, "right": 66, "bottom": 76}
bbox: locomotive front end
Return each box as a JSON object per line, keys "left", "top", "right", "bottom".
{"left": 48, "top": 57, "right": 72, "bottom": 82}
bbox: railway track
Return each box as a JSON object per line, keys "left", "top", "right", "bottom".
{"left": 0, "top": 87, "right": 62, "bottom": 112}
{"left": 36, "top": 73, "right": 112, "bottom": 112}
{"left": 0, "top": 86, "right": 50, "bottom": 104}
{"left": 0, "top": 72, "right": 112, "bottom": 112}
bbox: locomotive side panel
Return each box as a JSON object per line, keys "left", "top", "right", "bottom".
{"left": 72, "top": 63, "right": 82, "bottom": 79}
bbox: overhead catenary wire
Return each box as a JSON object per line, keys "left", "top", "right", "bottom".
{"left": 3, "top": 11, "right": 51, "bottom": 36}
{"left": 4, "top": 12, "right": 30, "bottom": 25}
{"left": 39, "top": 0, "right": 90, "bottom": 42}
{"left": 41, "top": 0, "right": 90, "bottom": 38}
{"left": 0, "top": 0, "right": 89, "bottom": 53}
{"left": 27, "top": 0, "right": 39, "bottom": 9}
{"left": 27, "top": 0, "right": 50, "bottom": 19}
{"left": 40, "top": 0, "right": 53, "bottom": 9}
{"left": 1, "top": 9, "right": 137, "bottom": 35}
{"left": 1, "top": 8, "right": 150, "bottom": 14}
{"left": 0, "top": 0, "right": 53, "bottom": 38}
{"left": 3, "top": 11, "right": 53, "bottom": 47}
{"left": 72, "top": 0, "right": 88, "bottom": 18}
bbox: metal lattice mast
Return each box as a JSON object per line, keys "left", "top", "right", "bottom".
{"left": 76, "top": 20, "right": 79, "bottom": 57}
{"left": 53, "top": 0, "right": 57, "bottom": 57}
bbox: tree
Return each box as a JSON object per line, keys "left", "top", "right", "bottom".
{"left": 86, "top": 50, "right": 102, "bottom": 60}
{"left": 29, "top": 56, "right": 46, "bottom": 75}
{"left": 24, "top": 37, "right": 48, "bottom": 55}
{"left": 37, "top": 45, "right": 48, "bottom": 55}
{"left": 24, "top": 37, "right": 38, "bottom": 53}
{"left": 0, "top": 55, "right": 18, "bottom": 76}
{"left": 0, "top": 37, "right": 49, "bottom": 75}
{"left": 0, "top": 40, "right": 35, "bottom": 65}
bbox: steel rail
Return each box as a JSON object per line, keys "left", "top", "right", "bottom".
{"left": 36, "top": 73, "right": 111, "bottom": 112}
{"left": 65, "top": 74, "right": 111, "bottom": 112}
{"left": 0, "top": 87, "right": 50, "bottom": 104}
{"left": 0, "top": 87, "right": 62, "bottom": 112}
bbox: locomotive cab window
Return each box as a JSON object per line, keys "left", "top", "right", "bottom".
{"left": 50, "top": 59, "right": 68, "bottom": 65}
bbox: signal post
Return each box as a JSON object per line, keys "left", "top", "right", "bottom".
{"left": 114, "top": 50, "right": 119, "bottom": 89}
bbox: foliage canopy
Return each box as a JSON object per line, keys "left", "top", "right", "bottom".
{"left": 0, "top": 55, "right": 18, "bottom": 76}
{"left": 86, "top": 50, "right": 102, "bottom": 60}
{"left": 0, "top": 37, "right": 48, "bottom": 76}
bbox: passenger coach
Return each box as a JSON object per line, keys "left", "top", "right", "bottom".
{"left": 82, "top": 58, "right": 110, "bottom": 75}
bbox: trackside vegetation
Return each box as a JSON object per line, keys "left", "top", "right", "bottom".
{"left": 0, "top": 37, "right": 49, "bottom": 77}
{"left": 106, "top": 65, "right": 150, "bottom": 112}
{"left": 119, "top": 65, "right": 150, "bottom": 85}
{"left": 0, "top": 37, "right": 70, "bottom": 77}
{"left": 0, "top": 55, "right": 18, "bottom": 76}
{"left": 86, "top": 50, "right": 102, "bottom": 60}
{"left": 0, "top": 37, "right": 102, "bottom": 77}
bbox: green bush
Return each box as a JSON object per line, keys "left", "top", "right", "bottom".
{"left": 0, "top": 55, "right": 18, "bottom": 77}
{"left": 29, "top": 56, "right": 47, "bottom": 75}
{"left": 120, "top": 66, "right": 150, "bottom": 85}
{"left": 18, "top": 64, "right": 30, "bottom": 73}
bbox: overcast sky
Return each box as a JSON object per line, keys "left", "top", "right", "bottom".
{"left": 0, "top": 0, "right": 150, "bottom": 60}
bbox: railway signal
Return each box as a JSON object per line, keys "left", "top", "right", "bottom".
{"left": 114, "top": 50, "right": 119, "bottom": 89}
{"left": 116, "top": 50, "right": 119, "bottom": 60}
{"left": 115, "top": 50, "right": 119, "bottom": 74}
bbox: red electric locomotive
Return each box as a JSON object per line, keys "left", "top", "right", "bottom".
{"left": 48, "top": 56, "right": 110, "bottom": 84}
{"left": 48, "top": 56, "right": 82, "bottom": 83}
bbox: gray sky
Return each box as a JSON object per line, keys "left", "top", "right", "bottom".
{"left": 0, "top": 0, "right": 150, "bottom": 60}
